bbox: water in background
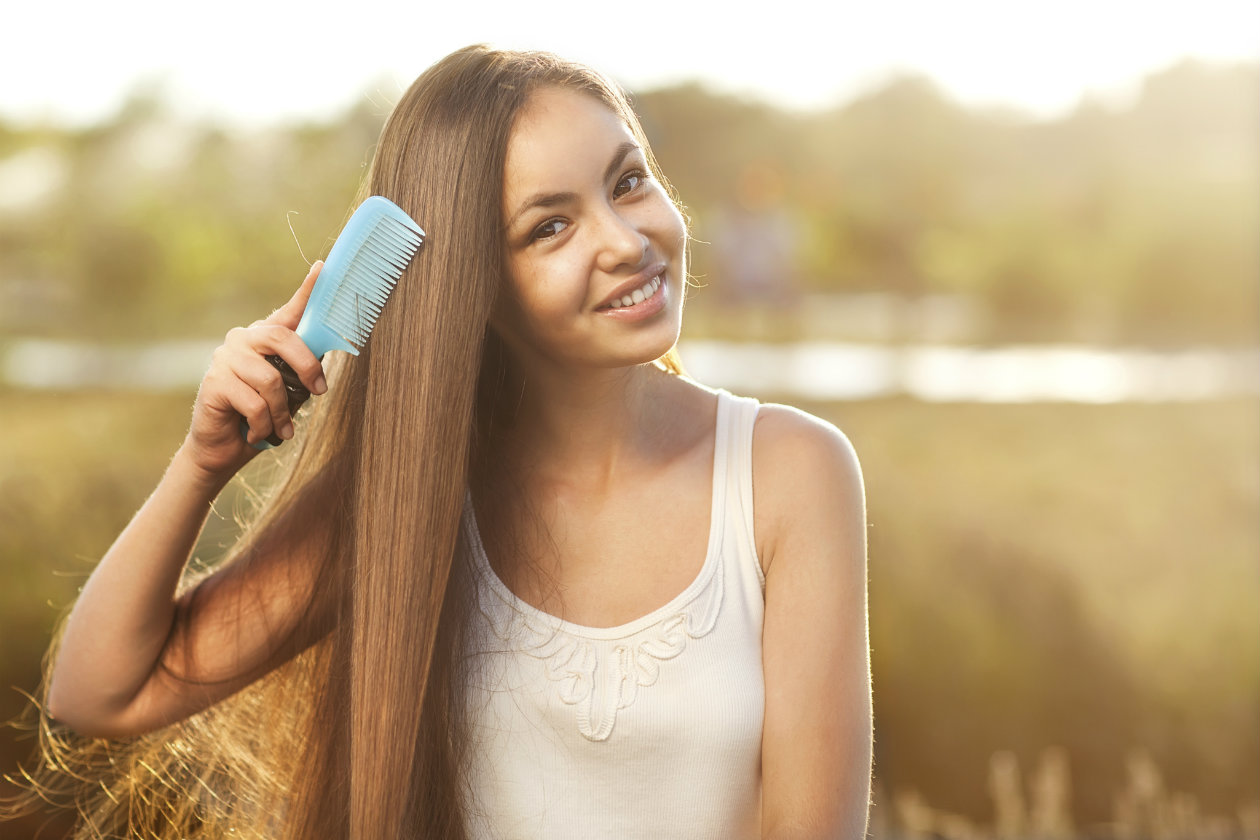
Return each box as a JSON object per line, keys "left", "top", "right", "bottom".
{"left": 2, "top": 339, "right": 1257, "bottom": 403}
{"left": 682, "top": 341, "right": 1260, "bottom": 402}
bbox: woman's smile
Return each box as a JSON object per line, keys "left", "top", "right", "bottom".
{"left": 595, "top": 260, "right": 666, "bottom": 310}
{"left": 596, "top": 272, "right": 666, "bottom": 320}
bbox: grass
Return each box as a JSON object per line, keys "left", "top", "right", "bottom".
{"left": 805, "top": 396, "right": 1260, "bottom": 824}
{"left": 0, "top": 387, "right": 1256, "bottom": 836}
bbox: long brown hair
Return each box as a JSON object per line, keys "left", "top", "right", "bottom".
{"left": 3, "top": 45, "right": 685, "bottom": 839}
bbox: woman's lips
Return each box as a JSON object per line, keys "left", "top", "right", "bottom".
{"left": 597, "top": 272, "right": 668, "bottom": 321}
{"left": 595, "top": 261, "right": 668, "bottom": 310}
{"left": 597, "top": 274, "right": 662, "bottom": 311}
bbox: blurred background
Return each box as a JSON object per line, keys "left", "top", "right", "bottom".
{"left": 1, "top": 1, "right": 1257, "bottom": 837}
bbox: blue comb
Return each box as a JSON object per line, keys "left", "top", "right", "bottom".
{"left": 244, "top": 195, "right": 425, "bottom": 448}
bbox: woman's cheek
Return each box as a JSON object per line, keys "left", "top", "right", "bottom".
{"left": 516, "top": 258, "right": 581, "bottom": 326}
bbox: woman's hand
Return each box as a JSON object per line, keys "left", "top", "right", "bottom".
{"left": 183, "top": 261, "right": 328, "bottom": 481}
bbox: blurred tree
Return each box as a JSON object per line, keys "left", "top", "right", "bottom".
{"left": 1, "top": 60, "right": 1254, "bottom": 344}
{"left": 633, "top": 61, "right": 1259, "bottom": 343}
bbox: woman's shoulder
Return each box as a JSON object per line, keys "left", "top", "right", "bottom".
{"left": 746, "top": 400, "right": 865, "bottom": 574}
{"left": 669, "top": 374, "right": 860, "bottom": 470}
{"left": 662, "top": 376, "right": 862, "bottom": 482}
{"left": 751, "top": 401, "right": 859, "bottom": 468}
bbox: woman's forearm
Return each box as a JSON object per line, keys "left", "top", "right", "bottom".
{"left": 46, "top": 443, "right": 229, "bottom": 733}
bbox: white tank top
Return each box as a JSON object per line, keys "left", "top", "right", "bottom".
{"left": 459, "top": 390, "right": 765, "bottom": 840}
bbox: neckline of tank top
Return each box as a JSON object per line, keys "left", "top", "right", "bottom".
{"left": 464, "top": 389, "right": 736, "bottom": 642}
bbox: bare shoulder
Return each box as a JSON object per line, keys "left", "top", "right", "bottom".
{"left": 752, "top": 402, "right": 861, "bottom": 473}
{"left": 752, "top": 402, "right": 864, "bottom": 503}
{"left": 750, "top": 402, "right": 866, "bottom": 575}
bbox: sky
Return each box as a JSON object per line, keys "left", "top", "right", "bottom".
{"left": 4, "top": 0, "right": 1257, "bottom": 127}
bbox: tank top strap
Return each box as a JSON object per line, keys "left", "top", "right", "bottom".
{"left": 715, "top": 389, "right": 764, "bottom": 589}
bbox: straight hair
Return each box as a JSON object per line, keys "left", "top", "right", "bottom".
{"left": 3, "top": 44, "right": 686, "bottom": 839}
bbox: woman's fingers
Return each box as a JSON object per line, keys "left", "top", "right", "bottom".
{"left": 259, "top": 262, "right": 328, "bottom": 395}
{"left": 234, "top": 353, "right": 297, "bottom": 441}
{"left": 216, "top": 334, "right": 322, "bottom": 442}
{"left": 187, "top": 263, "right": 331, "bottom": 467}
{"left": 224, "top": 375, "right": 277, "bottom": 445}
{"left": 231, "top": 324, "right": 327, "bottom": 397}
{"left": 266, "top": 260, "right": 323, "bottom": 330}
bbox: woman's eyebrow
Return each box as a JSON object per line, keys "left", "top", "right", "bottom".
{"left": 601, "top": 141, "right": 640, "bottom": 186}
{"left": 505, "top": 141, "right": 641, "bottom": 231}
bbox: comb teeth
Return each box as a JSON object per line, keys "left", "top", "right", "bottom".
{"left": 316, "top": 215, "right": 423, "bottom": 350}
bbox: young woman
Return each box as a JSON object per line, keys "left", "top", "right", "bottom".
{"left": 20, "top": 45, "right": 871, "bottom": 839}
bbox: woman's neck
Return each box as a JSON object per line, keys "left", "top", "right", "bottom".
{"left": 505, "top": 361, "right": 678, "bottom": 492}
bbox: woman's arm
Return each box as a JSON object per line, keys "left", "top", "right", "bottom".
{"left": 46, "top": 263, "right": 333, "bottom": 738}
{"left": 755, "top": 404, "right": 872, "bottom": 840}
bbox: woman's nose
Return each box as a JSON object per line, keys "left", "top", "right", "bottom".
{"left": 594, "top": 205, "right": 648, "bottom": 273}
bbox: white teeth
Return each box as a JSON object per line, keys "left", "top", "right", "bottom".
{"left": 606, "top": 275, "right": 663, "bottom": 310}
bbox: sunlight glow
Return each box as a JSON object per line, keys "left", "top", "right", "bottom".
{"left": 3, "top": 0, "right": 1256, "bottom": 126}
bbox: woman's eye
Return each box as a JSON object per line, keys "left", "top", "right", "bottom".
{"left": 531, "top": 218, "right": 569, "bottom": 241}
{"left": 613, "top": 171, "right": 645, "bottom": 198}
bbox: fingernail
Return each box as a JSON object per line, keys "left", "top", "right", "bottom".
{"left": 314, "top": 375, "right": 327, "bottom": 395}
{"left": 280, "top": 422, "right": 294, "bottom": 440}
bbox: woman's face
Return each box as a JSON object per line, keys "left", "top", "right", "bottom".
{"left": 495, "top": 87, "right": 687, "bottom": 373}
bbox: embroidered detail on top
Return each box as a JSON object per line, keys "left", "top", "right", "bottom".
{"left": 476, "top": 552, "right": 725, "bottom": 742}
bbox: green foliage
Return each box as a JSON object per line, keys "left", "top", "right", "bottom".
{"left": 1, "top": 59, "right": 1255, "bottom": 344}
{"left": 633, "top": 61, "right": 1259, "bottom": 343}
{"left": 0, "top": 101, "right": 382, "bottom": 341}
